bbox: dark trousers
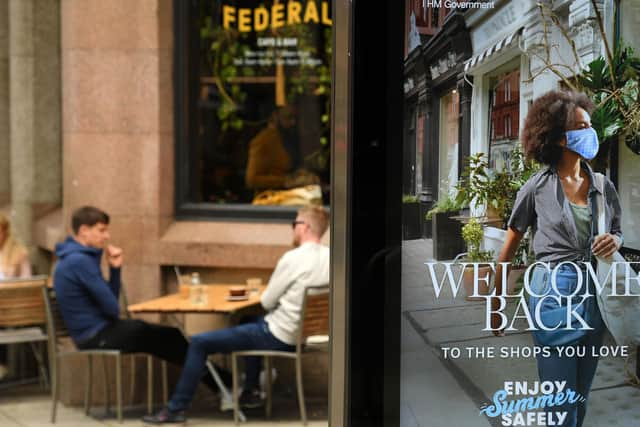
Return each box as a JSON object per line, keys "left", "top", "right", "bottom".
{"left": 168, "top": 317, "right": 294, "bottom": 412}
{"left": 77, "top": 319, "right": 226, "bottom": 392}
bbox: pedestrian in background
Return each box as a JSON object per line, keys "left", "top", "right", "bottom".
{"left": 0, "top": 213, "right": 33, "bottom": 380}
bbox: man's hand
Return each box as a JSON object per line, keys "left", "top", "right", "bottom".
{"left": 106, "top": 245, "right": 124, "bottom": 268}
{"left": 592, "top": 233, "right": 621, "bottom": 258}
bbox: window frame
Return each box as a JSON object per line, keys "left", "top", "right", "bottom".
{"left": 173, "top": 0, "right": 324, "bottom": 222}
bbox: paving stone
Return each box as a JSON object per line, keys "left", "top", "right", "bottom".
{"left": 409, "top": 304, "right": 487, "bottom": 330}
{"left": 583, "top": 386, "right": 640, "bottom": 427}
{"left": 424, "top": 321, "right": 507, "bottom": 345}
{"left": 447, "top": 334, "right": 540, "bottom": 400}
{"left": 402, "top": 348, "right": 490, "bottom": 427}
{"left": 400, "top": 401, "right": 419, "bottom": 427}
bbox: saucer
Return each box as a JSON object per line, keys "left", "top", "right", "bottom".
{"left": 226, "top": 295, "right": 249, "bottom": 301}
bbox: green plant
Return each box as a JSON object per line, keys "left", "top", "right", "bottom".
{"left": 455, "top": 153, "right": 490, "bottom": 209}
{"left": 500, "top": 145, "right": 540, "bottom": 226}
{"left": 199, "top": 5, "right": 332, "bottom": 137}
{"left": 425, "top": 193, "right": 463, "bottom": 220}
{"left": 456, "top": 147, "right": 539, "bottom": 227}
{"left": 512, "top": 230, "right": 532, "bottom": 268}
{"left": 532, "top": 1, "right": 640, "bottom": 159}
{"left": 402, "top": 194, "right": 419, "bottom": 203}
{"left": 578, "top": 43, "right": 640, "bottom": 159}
{"left": 461, "top": 218, "right": 493, "bottom": 263}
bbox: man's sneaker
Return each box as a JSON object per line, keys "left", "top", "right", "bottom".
{"left": 142, "top": 408, "right": 186, "bottom": 424}
{"left": 219, "top": 394, "right": 234, "bottom": 412}
{"left": 259, "top": 367, "right": 277, "bottom": 395}
{"left": 239, "top": 388, "right": 264, "bottom": 409}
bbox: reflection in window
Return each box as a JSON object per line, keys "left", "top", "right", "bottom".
{"left": 439, "top": 90, "right": 459, "bottom": 198}
{"left": 181, "top": 1, "right": 332, "bottom": 210}
{"left": 408, "top": 0, "right": 450, "bottom": 36}
{"left": 488, "top": 67, "right": 520, "bottom": 171}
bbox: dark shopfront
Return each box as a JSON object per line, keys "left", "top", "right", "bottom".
{"left": 402, "top": 12, "right": 472, "bottom": 240}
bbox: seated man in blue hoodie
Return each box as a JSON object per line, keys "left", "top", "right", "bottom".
{"left": 54, "top": 206, "right": 224, "bottom": 391}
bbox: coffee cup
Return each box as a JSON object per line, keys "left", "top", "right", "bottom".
{"left": 246, "top": 278, "right": 262, "bottom": 288}
{"left": 229, "top": 286, "right": 247, "bottom": 297}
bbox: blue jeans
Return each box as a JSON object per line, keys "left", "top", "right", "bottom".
{"left": 168, "top": 317, "right": 294, "bottom": 412}
{"left": 529, "top": 265, "right": 605, "bottom": 427}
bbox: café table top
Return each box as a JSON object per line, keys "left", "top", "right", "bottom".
{"left": 127, "top": 283, "right": 266, "bottom": 314}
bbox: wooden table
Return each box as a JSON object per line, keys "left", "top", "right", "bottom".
{"left": 127, "top": 283, "right": 267, "bottom": 422}
{"left": 128, "top": 283, "right": 266, "bottom": 314}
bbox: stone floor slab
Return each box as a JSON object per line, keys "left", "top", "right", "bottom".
{"left": 583, "top": 385, "right": 640, "bottom": 427}
{"left": 401, "top": 348, "right": 490, "bottom": 427}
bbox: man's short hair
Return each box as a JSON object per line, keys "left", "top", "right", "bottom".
{"left": 72, "top": 206, "right": 110, "bottom": 234}
{"left": 298, "top": 206, "right": 329, "bottom": 237}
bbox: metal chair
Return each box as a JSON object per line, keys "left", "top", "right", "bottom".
{"left": 231, "top": 285, "right": 330, "bottom": 425}
{"left": 42, "top": 286, "right": 168, "bottom": 423}
{"left": 118, "top": 287, "right": 169, "bottom": 411}
{"left": 0, "top": 276, "right": 49, "bottom": 388}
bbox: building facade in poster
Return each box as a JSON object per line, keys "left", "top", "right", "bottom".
{"left": 401, "top": 1, "right": 640, "bottom": 426}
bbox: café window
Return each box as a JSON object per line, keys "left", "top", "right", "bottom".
{"left": 175, "top": 0, "right": 332, "bottom": 220}
{"left": 487, "top": 64, "right": 520, "bottom": 171}
{"left": 438, "top": 89, "right": 459, "bottom": 198}
{"left": 407, "top": 0, "right": 451, "bottom": 36}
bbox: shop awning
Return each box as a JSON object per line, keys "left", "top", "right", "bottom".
{"left": 464, "top": 28, "right": 524, "bottom": 73}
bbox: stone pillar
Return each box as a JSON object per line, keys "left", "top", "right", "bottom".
{"left": 0, "top": 0, "right": 8, "bottom": 205}
{"left": 421, "top": 85, "right": 436, "bottom": 203}
{"left": 59, "top": 0, "right": 173, "bottom": 404}
{"left": 457, "top": 74, "right": 472, "bottom": 179}
{"left": 8, "top": 0, "right": 61, "bottom": 265}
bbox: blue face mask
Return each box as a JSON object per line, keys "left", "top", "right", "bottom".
{"left": 565, "top": 127, "right": 599, "bottom": 160}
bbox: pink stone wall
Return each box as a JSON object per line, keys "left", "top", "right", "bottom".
{"left": 61, "top": 0, "right": 175, "bottom": 306}
{"left": 61, "top": 0, "right": 296, "bottom": 303}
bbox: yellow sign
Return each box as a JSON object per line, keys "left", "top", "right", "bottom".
{"left": 223, "top": 1, "right": 332, "bottom": 32}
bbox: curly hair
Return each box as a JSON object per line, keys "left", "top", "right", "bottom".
{"left": 521, "top": 91, "right": 595, "bottom": 165}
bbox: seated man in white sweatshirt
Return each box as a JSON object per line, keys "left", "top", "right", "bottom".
{"left": 144, "top": 206, "right": 330, "bottom": 424}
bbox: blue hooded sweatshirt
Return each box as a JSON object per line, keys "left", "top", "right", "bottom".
{"left": 53, "top": 237, "right": 121, "bottom": 344}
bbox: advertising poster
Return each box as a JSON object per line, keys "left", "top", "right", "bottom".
{"left": 401, "top": 1, "right": 640, "bottom": 426}
{"left": 187, "top": 0, "right": 332, "bottom": 206}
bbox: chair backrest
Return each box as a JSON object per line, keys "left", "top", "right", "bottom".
{"left": 119, "top": 284, "right": 133, "bottom": 319}
{"left": 0, "top": 276, "right": 48, "bottom": 327}
{"left": 298, "top": 285, "right": 330, "bottom": 345}
{"left": 41, "top": 286, "right": 72, "bottom": 352}
{"left": 42, "top": 281, "right": 131, "bottom": 345}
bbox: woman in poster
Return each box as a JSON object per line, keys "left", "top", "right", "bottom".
{"left": 491, "top": 91, "right": 623, "bottom": 427}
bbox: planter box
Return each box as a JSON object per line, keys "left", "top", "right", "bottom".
{"left": 463, "top": 265, "right": 494, "bottom": 301}
{"left": 402, "top": 202, "right": 422, "bottom": 240}
{"left": 432, "top": 212, "right": 464, "bottom": 260}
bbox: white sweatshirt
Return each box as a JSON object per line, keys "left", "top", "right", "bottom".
{"left": 262, "top": 242, "right": 330, "bottom": 345}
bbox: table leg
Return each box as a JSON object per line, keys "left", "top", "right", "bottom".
{"left": 206, "top": 360, "right": 246, "bottom": 422}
